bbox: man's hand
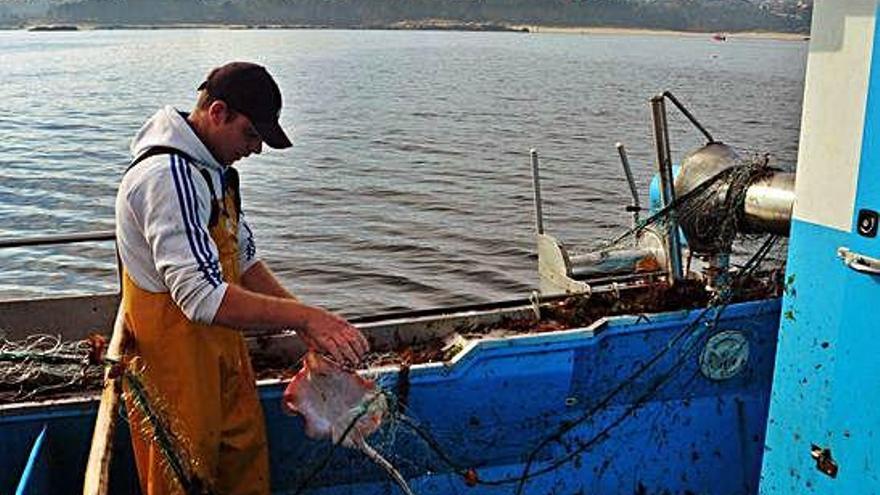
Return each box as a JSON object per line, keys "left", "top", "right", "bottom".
{"left": 214, "top": 284, "right": 370, "bottom": 366}
{"left": 299, "top": 307, "right": 369, "bottom": 367}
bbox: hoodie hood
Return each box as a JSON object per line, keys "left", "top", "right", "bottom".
{"left": 130, "top": 106, "right": 224, "bottom": 171}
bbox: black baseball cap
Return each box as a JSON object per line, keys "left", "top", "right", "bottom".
{"left": 197, "top": 62, "right": 292, "bottom": 149}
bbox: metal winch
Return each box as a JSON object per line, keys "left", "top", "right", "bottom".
{"left": 532, "top": 91, "right": 795, "bottom": 296}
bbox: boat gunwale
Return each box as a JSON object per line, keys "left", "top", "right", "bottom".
{"left": 0, "top": 296, "right": 781, "bottom": 416}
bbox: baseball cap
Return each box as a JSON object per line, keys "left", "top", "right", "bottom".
{"left": 197, "top": 62, "right": 292, "bottom": 149}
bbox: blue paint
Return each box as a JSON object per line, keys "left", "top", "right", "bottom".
{"left": 1, "top": 300, "right": 780, "bottom": 494}
{"left": 649, "top": 166, "right": 681, "bottom": 215}
{"left": 649, "top": 167, "right": 688, "bottom": 248}
{"left": 759, "top": 4, "right": 880, "bottom": 493}
{"left": 0, "top": 404, "right": 141, "bottom": 494}
{"left": 15, "top": 426, "right": 47, "bottom": 495}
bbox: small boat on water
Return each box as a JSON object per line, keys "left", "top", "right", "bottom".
{"left": 712, "top": 32, "right": 728, "bottom": 41}
{"left": 26, "top": 25, "right": 79, "bottom": 32}
{"left": 2, "top": 2, "right": 879, "bottom": 493}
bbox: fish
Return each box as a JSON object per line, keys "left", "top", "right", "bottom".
{"left": 282, "top": 351, "right": 387, "bottom": 447}
{"left": 282, "top": 351, "right": 415, "bottom": 495}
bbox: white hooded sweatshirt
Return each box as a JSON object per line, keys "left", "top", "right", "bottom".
{"left": 116, "top": 106, "right": 259, "bottom": 324}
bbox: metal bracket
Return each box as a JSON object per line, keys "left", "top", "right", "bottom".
{"left": 536, "top": 234, "right": 592, "bottom": 296}
{"left": 837, "top": 247, "right": 880, "bottom": 275}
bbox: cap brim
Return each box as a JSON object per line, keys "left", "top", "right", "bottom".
{"left": 254, "top": 120, "right": 292, "bottom": 149}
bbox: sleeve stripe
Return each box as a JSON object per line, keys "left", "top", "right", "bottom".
{"left": 168, "top": 155, "right": 221, "bottom": 288}
{"left": 170, "top": 155, "right": 218, "bottom": 288}
{"left": 180, "top": 157, "right": 222, "bottom": 281}
{"left": 172, "top": 155, "right": 211, "bottom": 274}
{"left": 175, "top": 155, "right": 222, "bottom": 286}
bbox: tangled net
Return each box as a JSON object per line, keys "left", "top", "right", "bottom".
{"left": 592, "top": 151, "right": 778, "bottom": 254}
{"left": 0, "top": 333, "right": 105, "bottom": 401}
{"left": 284, "top": 351, "right": 413, "bottom": 495}
{"left": 280, "top": 151, "right": 788, "bottom": 494}
{"left": 0, "top": 334, "right": 211, "bottom": 494}
{"left": 122, "top": 359, "right": 214, "bottom": 495}
{"left": 283, "top": 234, "right": 782, "bottom": 495}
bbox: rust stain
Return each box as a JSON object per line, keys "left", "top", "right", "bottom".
{"left": 463, "top": 467, "right": 479, "bottom": 487}
{"left": 810, "top": 444, "right": 839, "bottom": 478}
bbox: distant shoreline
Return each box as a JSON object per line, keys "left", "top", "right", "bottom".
{"left": 517, "top": 25, "right": 809, "bottom": 41}
{"left": 6, "top": 22, "right": 809, "bottom": 40}
{"left": 10, "top": 21, "right": 527, "bottom": 32}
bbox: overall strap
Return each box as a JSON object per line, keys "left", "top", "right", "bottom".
{"left": 127, "top": 146, "right": 221, "bottom": 227}
{"left": 223, "top": 166, "right": 243, "bottom": 221}
{"left": 198, "top": 168, "right": 220, "bottom": 227}
{"left": 127, "top": 146, "right": 195, "bottom": 171}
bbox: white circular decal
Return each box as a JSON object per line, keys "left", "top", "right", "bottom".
{"left": 700, "top": 331, "right": 749, "bottom": 381}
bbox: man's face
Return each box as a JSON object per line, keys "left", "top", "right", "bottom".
{"left": 208, "top": 101, "right": 263, "bottom": 166}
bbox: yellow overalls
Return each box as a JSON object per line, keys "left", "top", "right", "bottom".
{"left": 121, "top": 164, "right": 270, "bottom": 495}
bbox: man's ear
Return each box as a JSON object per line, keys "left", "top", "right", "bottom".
{"left": 207, "top": 100, "right": 231, "bottom": 125}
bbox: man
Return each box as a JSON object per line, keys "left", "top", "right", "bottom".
{"left": 115, "top": 61, "right": 368, "bottom": 495}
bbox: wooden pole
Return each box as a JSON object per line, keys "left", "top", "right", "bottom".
{"left": 82, "top": 307, "right": 129, "bottom": 495}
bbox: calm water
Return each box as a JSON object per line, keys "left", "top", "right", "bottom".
{"left": 0, "top": 29, "right": 806, "bottom": 316}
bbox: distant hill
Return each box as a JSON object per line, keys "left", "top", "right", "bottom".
{"left": 0, "top": 0, "right": 813, "bottom": 33}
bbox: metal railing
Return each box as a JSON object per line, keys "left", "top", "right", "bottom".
{"left": 0, "top": 231, "right": 115, "bottom": 249}
{"left": 0, "top": 230, "right": 121, "bottom": 291}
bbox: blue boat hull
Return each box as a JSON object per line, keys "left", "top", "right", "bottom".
{"left": 1, "top": 298, "right": 780, "bottom": 494}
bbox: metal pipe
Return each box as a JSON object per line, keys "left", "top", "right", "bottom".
{"left": 0, "top": 230, "right": 122, "bottom": 296}
{"left": 530, "top": 148, "right": 545, "bottom": 235}
{"left": 569, "top": 248, "right": 660, "bottom": 278}
{"left": 743, "top": 171, "right": 795, "bottom": 236}
{"left": 662, "top": 91, "right": 715, "bottom": 144}
{"left": 615, "top": 142, "right": 641, "bottom": 231}
{"left": 651, "top": 95, "right": 684, "bottom": 282}
{"left": 0, "top": 230, "right": 115, "bottom": 249}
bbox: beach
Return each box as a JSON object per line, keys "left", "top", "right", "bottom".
{"left": 514, "top": 25, "right": 809, "bottom": 41}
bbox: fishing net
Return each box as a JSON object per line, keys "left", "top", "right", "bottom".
{"left": 281, "top": 233, "right": 782, "bottom": 495}
{"left": 278, "top": 151, "right": 788, "bottom": 495}
{"left": 283, "top": 351, "right": 413, "bottom": 495}
{"left": 0, "top": 333, "right": 105, "bottom": 401}
{"left": 0, "top": 334, "right": 210, "bottom": 494}
{"left": 122, "top": 357, "right": 214, "bottom": 495}
{"left": 283, "top": 351, "right": 387, "bottom": 447}
{"left": 1, "top": 149, "right": 788, "bottom": 494}
{"left": 594, "top": 150, "right": 781, "bottom": 255}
